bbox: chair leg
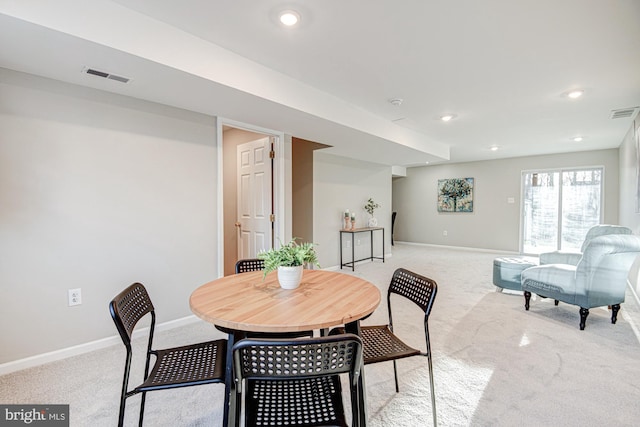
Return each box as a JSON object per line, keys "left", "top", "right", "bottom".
{"left": 234, "top": 386, "right": 242, "bottom": 427}
{"left": 428, "top": 361, "right": 437, "bottom": 427}
{"left": 611, "top": 304, "right": 621, "bottom": 324}
{"left": 349, "top": 373, "right": 360, "bottom": 427}
{"left": 425, "top": 328, "right": 437, "bottom": 427}
{"left": 118, "top": 354, "right": 132, "bottom": 427}
{"left": 524, "top": 291, "right": 531, "bottom": 310}
{"left": 579, "top": 307, "right": 589, "bottom": 330}
{"left": 392, "top": 360, "right": 400, "bottom": 393}
{"left": 554, "top": 300, "right": 559, "bottom": 306}
{"left": 117, "top": 398, "right": 126, "bottom": 427}
{"left": 138, "top": 392, "right": 147, "bottom": 427}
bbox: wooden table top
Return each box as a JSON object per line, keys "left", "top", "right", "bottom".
{"left": 190, "top": 269, "right": 381, "bottom": 333}
{"left": 340, "top": 227, "right": 384, "bottom": 232}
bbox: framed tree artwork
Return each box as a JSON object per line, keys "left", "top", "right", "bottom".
{"left": 438, "top": 178, "right": 474, "bottom": 212}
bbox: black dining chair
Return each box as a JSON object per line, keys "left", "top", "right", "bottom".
{"left": 235, "top": 258, "right": 265, "bottom": 273}
{"left": 109, "top": 282, "right": 227, "bottom": 427}
{"left": 232, "top": 334, "right": 364, "bottom": 427}
{"left": 331, "top": 268, "right": 438, "bottom": 426}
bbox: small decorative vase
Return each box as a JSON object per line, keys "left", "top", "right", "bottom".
{"left": 368, "top": 217, "right": 378, "bottom": 227}
{"left": 277, "top": 265, "right": 303, "bottom": 289}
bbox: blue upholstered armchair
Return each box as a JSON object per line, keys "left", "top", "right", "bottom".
{"left": 521, "top": 234, "right": 640, "bottom": 330}
{"left": 539, "top": 224, "right": 632, "bottom": 266}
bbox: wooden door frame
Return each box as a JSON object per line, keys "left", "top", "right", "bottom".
{"left": 216, "top": 117, "right": 290, "bottom": 277}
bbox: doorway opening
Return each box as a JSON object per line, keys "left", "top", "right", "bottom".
{"left": 218, "top": 120, "right": 330, "bottom": 276}
{"left": 220, "top": 120, "right": 284, "bottom": 276}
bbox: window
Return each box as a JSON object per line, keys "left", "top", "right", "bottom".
{"left": 521, "top": 167, "right": 603, "bottom": 254}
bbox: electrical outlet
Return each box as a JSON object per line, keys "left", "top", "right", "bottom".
{"left": 443, "top": 230, "right": 448, "bottom": 236}
{"left": 68, "top": 288, "right": 82, "bottom": 306}
{"left": 346, "top": 240, "right": 351, "bottom": 248}
{"left": 357, "top": 239, "right": 361, "bottom": 246}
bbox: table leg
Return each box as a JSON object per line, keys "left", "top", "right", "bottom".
{"left": 345, "top": 320, "right": 367, "bottom": 427}
{"left": 351, "top": 233, "right": 355, "bottom": 271}
{"left": 369, "top": 230, "right": 373, "bottom": 262}
{"left": 340, "top": 232, "right": 344, "bottom": 269}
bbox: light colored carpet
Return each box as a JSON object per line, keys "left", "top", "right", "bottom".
{"left": 2, "top": 244, "right": 640, "bottom": 426}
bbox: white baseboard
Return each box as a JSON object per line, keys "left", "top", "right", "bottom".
{"left": 395, "top": 240, "right": 520, "bottom": 255}
{"left": 0, "top": 315, "right": 200, "bottom": 376}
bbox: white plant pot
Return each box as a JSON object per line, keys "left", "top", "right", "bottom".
{"left": 368, "top": 217, "right": 378, "bottom": 227}
{"left": 277, "top": 265, "right": 304, "bottom": 289}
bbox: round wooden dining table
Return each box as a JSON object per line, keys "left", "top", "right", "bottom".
{"left": 190, "top": 268, "right": 381, "bottom": 427}
{"left": 190, "top": 269, "right": 381, "bottom": 333}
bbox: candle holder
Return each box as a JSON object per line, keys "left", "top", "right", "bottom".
{"left": 350, "top": 219, "right": 356, "bottom": 230}
{"left": 344, "top": 217, "right": 351, "bottom": 230}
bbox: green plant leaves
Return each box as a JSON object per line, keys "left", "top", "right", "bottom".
{"left": 364, "top": 198, "right": 380, "bottom": 215}
{"left": 257, "top": 238, "right": 320, "bottom": 277}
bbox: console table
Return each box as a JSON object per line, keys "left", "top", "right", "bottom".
{"left": 340, "top": 227, "right": 385, "bottom": 271}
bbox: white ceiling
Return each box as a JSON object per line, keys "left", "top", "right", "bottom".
{"left": 1, "top": 0, "right": 639, "bottom": 166}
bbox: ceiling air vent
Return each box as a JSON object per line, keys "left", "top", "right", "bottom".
{"left": 610, "top": 107, "right": 639, "bottom": 119}
{"left": 82, "top": 67, "right": 131, "bottom": 84}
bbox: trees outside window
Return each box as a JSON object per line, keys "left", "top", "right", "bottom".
{"left": 522, "top": 168, "right": 602, "bottom": 254}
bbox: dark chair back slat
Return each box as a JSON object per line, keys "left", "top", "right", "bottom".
{"left": 234, "top": 334, "right": 362, "bottom": 380}
{"left": 109, "top": 282, "right": 154, "bottom": 345}
{"left": 233, "top": 334, "right": 363, "bottom": 427}
{"left": 235, "top": 258, "right": 265, "bottom": 274}
{"left": 389, "top": 268, "right": 437, "bottom": 315}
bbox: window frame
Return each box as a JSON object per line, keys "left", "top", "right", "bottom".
{"left": 519, "top": 165, "right": 605, "bottom": 255}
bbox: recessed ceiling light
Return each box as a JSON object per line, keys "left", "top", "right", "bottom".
{"left": 440, "top": 114, "right": 456, "bottom": 122}
{"left": 572, "top": 136, "right": 584, "bottom": 142}
{"left": 566, "top": 89, "right": 584, "bottom": 99}
{"left": 389, "top": 98, "right": 403, "bottom": 106}
{"left": 279, "top": 10, "right": 300, "bottom": 26}
{"left": 490, "top": 146, "right": 499, "bottom": 151}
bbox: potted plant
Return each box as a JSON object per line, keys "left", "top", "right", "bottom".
{"left": 257, "top": 238, "right": 320, "bottom": 289}
{"left": 364, "top": 198, "right": 381, "bottom": 227}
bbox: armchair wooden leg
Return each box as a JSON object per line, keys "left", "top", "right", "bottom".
{"left": 579, "top": 307, "right": 589, "bottom": 330}
{"left": 611, "top": 304, "right": 620, "bottom": 324}
{"left": 524, "top": 291, "right": 531, "bottom": 310}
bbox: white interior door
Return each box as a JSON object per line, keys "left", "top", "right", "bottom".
{"left": 237, "top": 137, "right": 272, "bottom": 260}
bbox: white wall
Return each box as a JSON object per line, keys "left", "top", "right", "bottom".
{"left": 618, "top": 119, "right": 640, "bottom": 298}
{"left": 0, "top": 70, "right": 219, "bottom": 364}
{"left": 2, "top": 66, "right": 634, "bottom": 367}
{"left": 619, "top": 120, "right": 640, "bottom": 233}
{"left": 392, "top": 149, "right": 620, "bottom": 252}
{"left": 313, "top": 152, "right": 391, "bottom": 269}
